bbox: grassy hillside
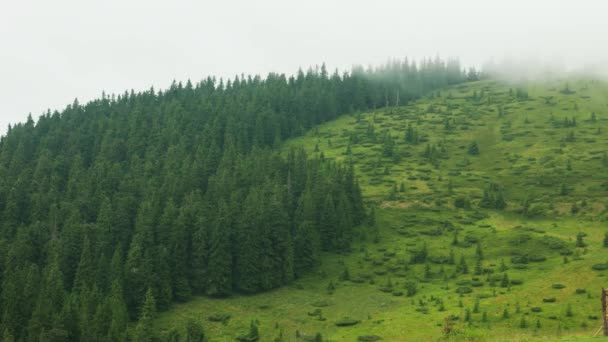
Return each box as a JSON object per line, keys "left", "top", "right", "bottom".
{"left": 155, "top": 78, "right": 608, "bottom": 341}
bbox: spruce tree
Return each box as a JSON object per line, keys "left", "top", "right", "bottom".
{"left": 467, "top": 141, "right": 479, "bottom": 155}
{"left": 206, "top": 202, "right": 233, "bottom": 297}
{"left": 107, "top": 281, "right": 129, "bottom": 342}
{"left": 133, "top": 288, "right": 156, "bottom": 342}
{"left": 319, "top": 194, "right": 337, "bottom": 251}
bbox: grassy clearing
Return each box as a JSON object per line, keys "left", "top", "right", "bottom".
{"left": 155, "top": 78, "right": 608, "bottom": 341}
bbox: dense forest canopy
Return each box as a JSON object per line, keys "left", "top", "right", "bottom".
{"left": 0, "top": 58, "right": 470, "bottom": 341}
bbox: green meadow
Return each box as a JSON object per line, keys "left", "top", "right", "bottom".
{"left": 155, "top": 78, "right": 608, "bottom": 341}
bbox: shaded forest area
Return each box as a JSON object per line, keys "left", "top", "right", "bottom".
{"left": 0, "top": 59, "right": 470, "bottom": 341}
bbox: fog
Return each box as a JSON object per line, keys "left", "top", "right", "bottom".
{"left": 1, "top": 0, "right": 607, "bottom": 136}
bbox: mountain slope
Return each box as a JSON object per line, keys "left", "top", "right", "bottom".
{"left": 155, "top": 77, "right": 608, "bottom": 341}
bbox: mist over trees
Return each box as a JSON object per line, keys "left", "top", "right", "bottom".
{"left": 0, "top": 58, "right": 468, "bottom": 340}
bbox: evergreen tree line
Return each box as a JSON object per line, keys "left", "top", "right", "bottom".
{"left": 0, "top": 58, "right": 468, "bottom": 341}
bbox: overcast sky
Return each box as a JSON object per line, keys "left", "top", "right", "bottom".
{"left": 1, "top": 0, "right": 607, "bottom": 136}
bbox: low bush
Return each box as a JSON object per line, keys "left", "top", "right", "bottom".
{"left": 592, "top": 263, "right": 608, "bottom": 271}
{"left": 456, "top": 286, "right": 473, "bottom": 294}
{"left": 335, "top": 318, "right": 360, "bottom": 327}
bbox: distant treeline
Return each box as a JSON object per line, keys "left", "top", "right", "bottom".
{"left": 0, "top": 58, "right": 470, "bottom": 341}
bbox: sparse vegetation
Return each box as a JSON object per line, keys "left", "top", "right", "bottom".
{"left": 153, "top": 77, "right": 608, "bottom": 341}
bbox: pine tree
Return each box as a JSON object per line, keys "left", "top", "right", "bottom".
{"left": 133, "top": 288, "right": 157, "bottom": 342}
{"left": 267, "top": 185, "right": 294, "bottom": 286}
{"left": 191, "top": 218, "right": 209, "bottom": 295}
{"left": 206, "top": 202, "right": 233, "bottom": 297}
{"left": 519, "top": 317, "right": 527, "bottom": 328}
{"left": 73, "top": 236, "right": 95, "bottom": 291}
{"left": 576, "top": 232, "right": 586, "bottom": 247}
{"left": 154, "top": 247, "right": 173, "bottom": 310}
{"left": 494, "top": 191, "right": 507, "bottom": 210}
{"left": 382, "top": 133, "right": 394, "bottom": 157}
{"left": 458, "top": 255, "right": 469, "bottom": 274}
{"left": 467, "top": 141, "right": 479, "bottom": 155}
{"left": 500, "top": 273, "right": 510, "bottom": 288}
{"left": 368, "top": 206, "right": 376, "bottom": 227}
{"left": 171, "top": 204, "right": 195, "bottom": 302}
{"left": 475, "top": 242, "right": 483, "bottom": 260}
{"left": 125, "top": 200, "right": 156, "bottom": 317}
{"left": 474, "top": 259, "right": 483, "bottom": 276}
{"left": 107, "top": 281, "right": 129, "bottom": 342}
{"left": 27, "top": 257, "right": 65, "bottom": 340}
{"left": 335, "top": 192, "right": 353, "bottom": 251}
{"left": 319, "top": 194, "right": 337, "bottom": 251}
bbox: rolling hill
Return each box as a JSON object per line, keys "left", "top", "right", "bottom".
{"left": 155, "top": 77, "right": 608, "bottom": 341}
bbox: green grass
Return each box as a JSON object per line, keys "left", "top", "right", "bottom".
{"left": 155, "top": 78, "right": 608, "bottom": 341}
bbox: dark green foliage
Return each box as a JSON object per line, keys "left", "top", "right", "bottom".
{"left": 473, "top": 299, "right": 480, "bottom": 313}
{"left": 133, "top": 288, "right": 157, "bottom": 342}
{"left": 500, "top": 273, "right": 510, "bottom": 288}
{"left": 519, "top": 317, "right": 528, "bottom": 329}
{"left": 479, "top": 183, "right": 507, "bottom": 210}
{"left": 405, "top": 281, "right": 417, "bottom": 297}
{"left": 464, "top": 308, "right": 471, "bottom": 322}
{"left": 382, "top": 132, "right": 394, "bottom": 157}
{"left": 457, "top": 255, "right": 469, "bottom": 274}
{"left": 327, "top": 281, "right": 336, "bottom": 294}
{"left": 455, "top": 286, "right": 472, "bottom": 294}
{"left": 559, "top": 183, "right": 569, "bottom": 196}
{"left": 467, "top": 141, "right": 480, "bottom": 155}
{"left": 340, "top": 267, "right": 351, "bottom": 281}
{"left": 335, "top": 318, "right": 360, "bottom": 326}
{"left": 185, "top": 319, "right": 205, "bottom": 342}
{"left": 410, "top": 242, "right": 428, "bottom": 264}
{"left": 576, "top": 232, "right": 586, "bottom": 247}
{"left": 237, "top": 320, "right": 260, "bottom": 342}
{"left": 592, "top": 263, "right": 608, "bottom": 271}
{"left": 454, "top": 196, "right": 471, "bottom": 209}
{"left": 0, "top": 59, "right": 466, "bottom": 340}
{"left": 404, "top": 123, "right": 419, "bottom": 144}
{"left": 565, "top": 130, "right": 575, "bottom": 142}
{"left": 560, "top": 83, "right": 575, "bottom": 95}
{"left": 565, "top": 304, "right": 573, "bottom": 317}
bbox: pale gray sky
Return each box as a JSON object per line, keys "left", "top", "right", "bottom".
{"left": 1, "top": 0, "right": 607, "bottom": 136}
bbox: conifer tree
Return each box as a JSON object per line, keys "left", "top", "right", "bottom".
{"left": 319, "top": 194, "right": 337, "bottom": 251}
{"left": 467, "top": 141, "right": 479, "bottom": 155}
{"left": 133, "top": 288, "right": 157, "bottom": 342}
{"left": 125, "top": 200, "right": 156, "bottom": 317}
{"left": 107, "top": 281, "right": 129, "bottom": 342}
{"left": 206, "top": 202, "right": 233, "bottom": 297}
